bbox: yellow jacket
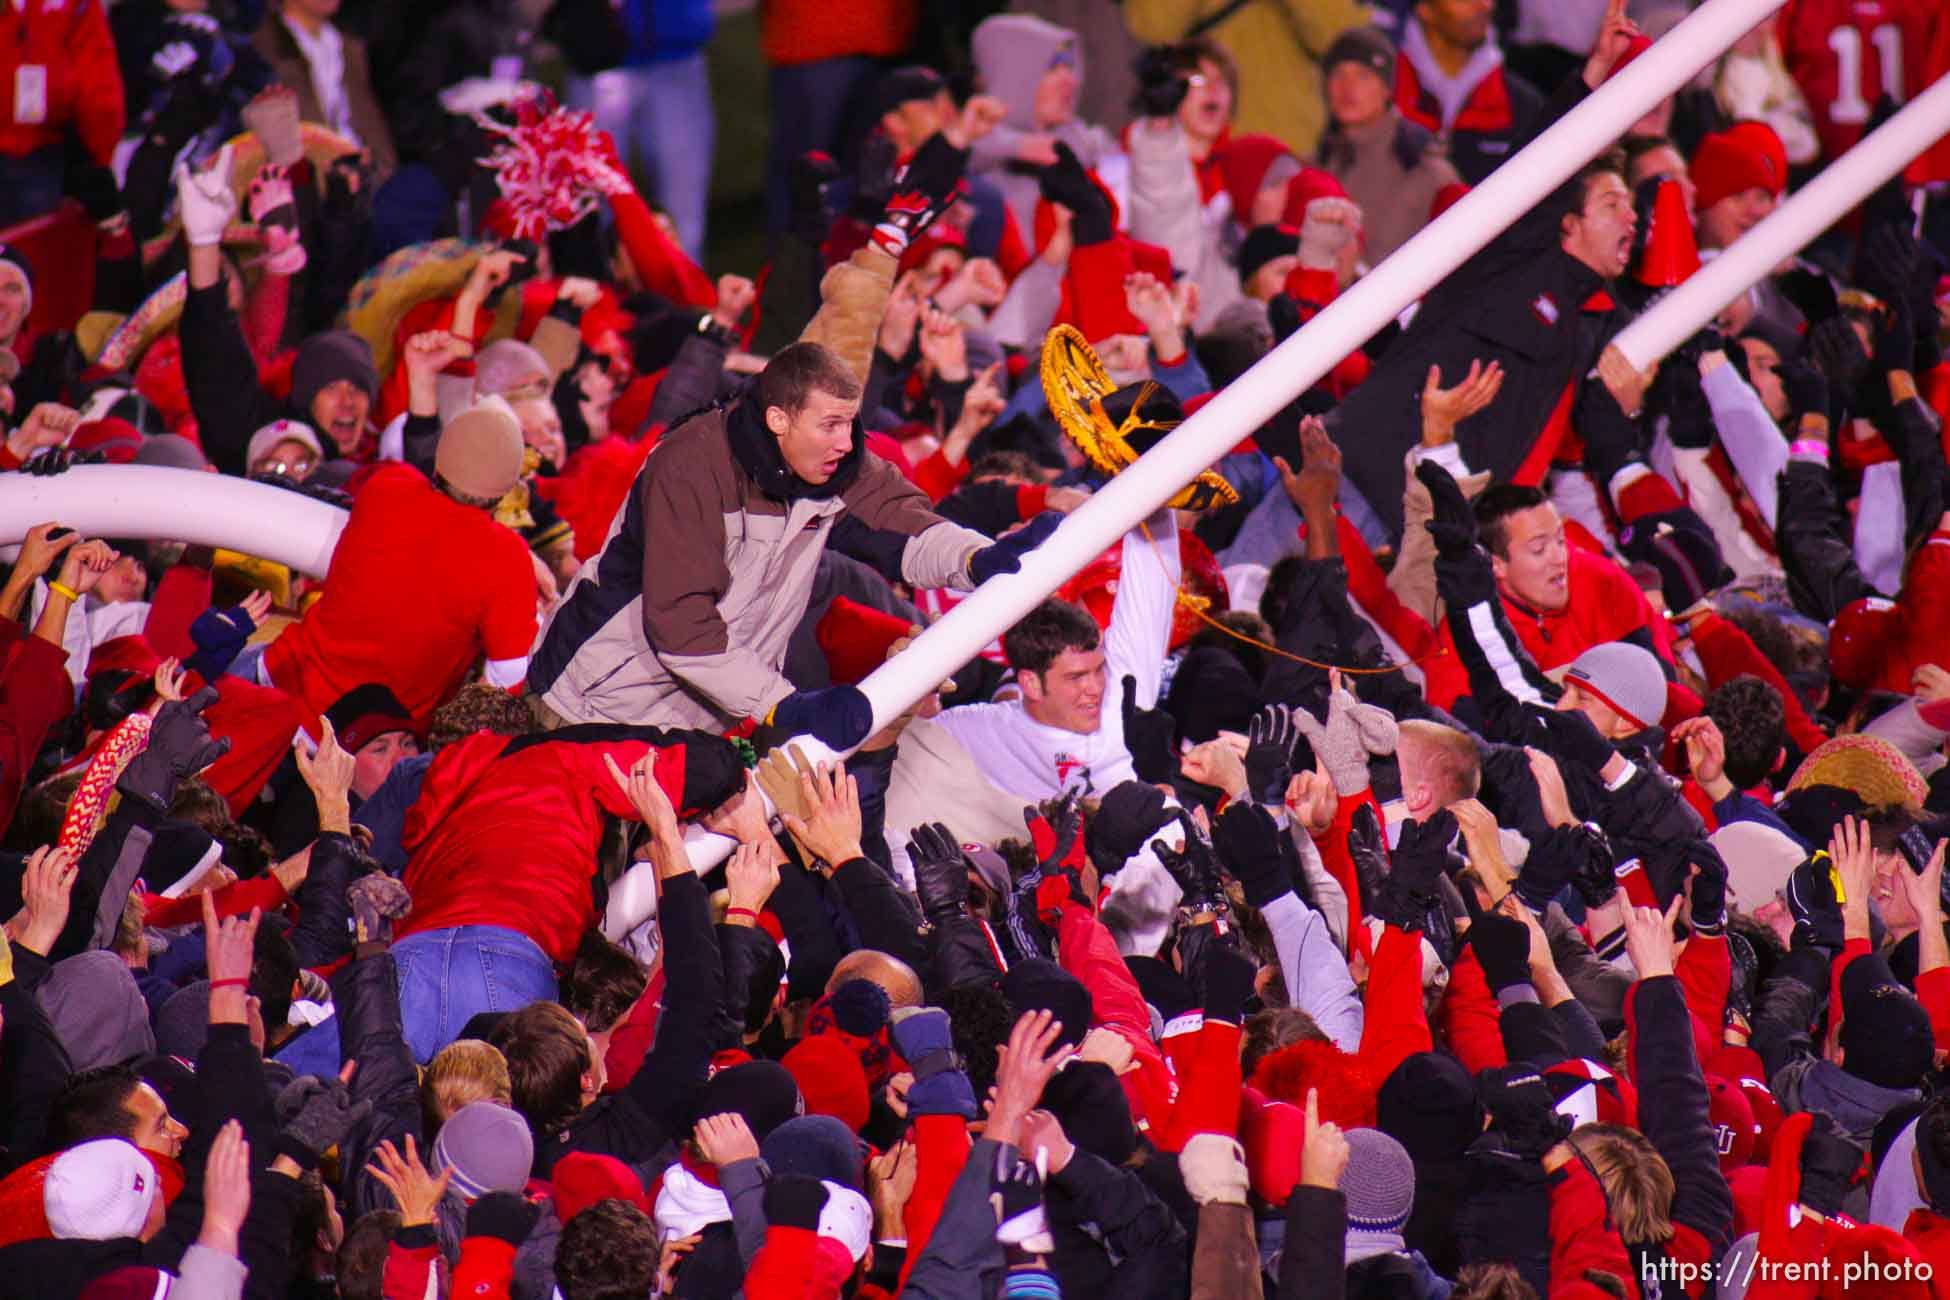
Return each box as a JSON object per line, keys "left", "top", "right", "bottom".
{"left": 1125, "top": 0, "right": 1374, "bottom": 155}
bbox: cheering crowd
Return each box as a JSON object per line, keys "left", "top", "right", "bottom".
{"left": 1, "top": 0, "right": 1949, "bottom": 1296}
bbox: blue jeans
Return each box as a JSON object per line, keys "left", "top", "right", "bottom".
{"left": 568, "top": 54, "right": 715, "bottom": 261}
{"left": 392, "top": 925, "right": 558, "bottom": 1063}
{"left": 764, "top": 55, "right": 877, "bottom": 237}
{"left": 273, "top": 924, "right": 559, "bottom": 1077}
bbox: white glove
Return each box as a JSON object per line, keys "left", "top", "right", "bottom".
{"left": 1298, "top": 196, "right": 1361, "bottom": 271}
{"left": 174, "top": 145, "right": 237, "bottom": 249}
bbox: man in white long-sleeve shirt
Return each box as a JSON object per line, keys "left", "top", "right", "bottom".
{"left": 930, "top": 509, "right": 1182, "bottom": 803}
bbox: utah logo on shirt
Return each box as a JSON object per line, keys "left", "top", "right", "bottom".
{"left": 1054, "top": 753, "right": 1092, "bottom": 792}
{"left": 1530, "top": 292, "right": 1560, "bottom": 326}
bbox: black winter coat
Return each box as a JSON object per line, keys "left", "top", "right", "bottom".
{"left": 1329, "top": 75, "right": 1632, "bottom": 539}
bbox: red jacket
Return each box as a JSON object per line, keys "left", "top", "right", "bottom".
{"left": 1421, "top": 546, "right": 1666, "bottom": 712}
{"left": 398, "top": 728, "right": 695, "bottom": 963}
{"left": 0, "top": 620, "right": 68, "bottom": 831}
{"left": 0, "top": 0, "right": 123, "bottom": 164}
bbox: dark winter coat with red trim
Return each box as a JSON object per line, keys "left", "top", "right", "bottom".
{"left": 396, "top": 724, "right": 741, "bottom": 964}
{"left": 1395, "top": 48, "right": 1544, "bottom": 187}
{"left": 1328, "top": 74, "right": 1633, "bottom": 539}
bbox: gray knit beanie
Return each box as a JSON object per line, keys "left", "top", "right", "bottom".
{"left": 1338, "top": 1128, "right": 1416, "bottom": 1239}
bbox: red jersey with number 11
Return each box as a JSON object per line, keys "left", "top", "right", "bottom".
{"left": 1778, "top": 0, "right": 1944, "bottom": 161}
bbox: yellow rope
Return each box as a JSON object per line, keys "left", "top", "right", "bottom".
{"left": 1137, "top": 520, "right": 1442, "bottom": 677}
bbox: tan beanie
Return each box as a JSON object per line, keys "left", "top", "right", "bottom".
{"left": 435, "top": 397, "right": 524, "bottom": 502}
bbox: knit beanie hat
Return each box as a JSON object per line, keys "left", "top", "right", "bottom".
{"left": 1377, "top": 1052, "right": 1483, "bottom": 1162}
{"left": 131, "top": 434, "right": 208, "bottom": 471}
{"left": 1238, "top": 224, "right": 1300, "bottom": 284}
{"left": 1086, "top": 780, "right": 1176, "bottom": 875}
{"left": 0, "top": 244, "right": 33, "bottom": 315}
{"left": 154, "top": 982, "right": 214, "bottom": 1061}
{"left": 473, "top": 339, "right": 552, "bottom": 401}
{"left": 1562, "top": 640, "right": 1666, "bottom": 733}
{"left": 431, "top": 1101, "right": 535, "bottom": 1201}
{"left": 760, "top": 1115, "right": 863, "bottom": 1191}
{"left": 1839, "top": 953, "right": 1934, "bottom": 1090}
{"left": 245, "top": 419, "right": 323, "bottom": 472}
{"left": 1321, "top": 27, "right": 1396, "bottom": 85}
{"left": 38, "top": 951, "right": 155, "bottom": 1072}
{"left": 1712, "top": 820, "right": 1808, "bottom": 913}
{"left": 803, "top": 981, "right": 899, "bottom": 1088}
{"left": 550, "top": 1152, "right": 649, "bottom": 1224}
{"left": 872, "top": 65, "right": 948, "bottom": 122}
{"left": 1338, "top": 1128, "right": 1415, "bottom": 1245}
{"left": 324, "top": 682, "right": 418, "bottom": 753}
{"left": 435, "top": 396, "right": 525, "bottom": 501}
{"left": 69, "top": 419, "right": 145, "bottom": 464}
{"left": 290, "top": 330, "right": 379, "bottom": 415}
{"left": 781, "top": 1036, "right": 871, "bottom": 1135}
{"left": 1691, "top": 122, "right": 1788, "bottom": 214}
{"left": 1001, "top": 958, "right": 1094, "bottom": 1049}
{"left": 690, "top": 1060, "right": 804, "bottom": 1142}
{"left": 45, "top": 1140, "right": 158, "bottom": 1241}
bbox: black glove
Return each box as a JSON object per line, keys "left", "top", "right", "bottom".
{"left": 1212, "top": 801, "right": 1291, "bottom": 909}
{"left": 871, "top": 131, "right": 969, "bottom": 259}
{"left": 1511, "top": 824, "right": 1591, "bottom": 913}
{"left": 466, "top": 1190, "right": 542, "bottom": 1245}
{"left": 764, "top": 1175, "right": 830, "bottom": 1231}
{"left": 1120, "top": 674, "right": 1179, "bottom": 785}
{"left": 1352, "top": 805, "right": 1454, "bottom": 934}
{"left": 1688, "top": 841, "right": 1728, "bottom": 936}
{"left": 1564, "top": 823, "right": 1620, "bottom": 909}
{"left": 1194, "top": 940, "right": 1257, "bottom": 1026}
{"left": 22, "top": 448, "right": 102, "bottom": 476}
{"left": 1797, "top": 1116, "right": 1863, "bottom": 1217}
{"left": 1469, "top": 909, "right": 1533, "bottom": 994}
{"left": 1777, "top": 360, "right": 1829, "bottom": 423}
{"left": 117, "top": 686, "right": 230, "bottom": 812}
{"left": 1153, "top": 809, "right": 1225, "bottom": 913}
{"left": 1477, "top": 1062, "right": 1573, "bottom": 1161}
{"left": 1784, "top": 851, "right": 1844, "bottom": 954}
{"left": 1527, "top": 707, "right": 1616, "bottom": 778}
{"left": 909, "top": 822, "right": 972, "bottom": 926}
{"left": 274, "top": 1075, "right": 374, "bottom": 1170}
{"left": 1574, "top": 373, "right": 1646, "bottom": 483}
{"left": 1873, "top": 296, "right": 1916, "bottom": 376}
{"left": 991, "top": 1145, "right": 1052, "bottom": 1250}
{"left": 1086, "top": 780, "right": 1176, "bottom": 876}
{"left": 1023, "top": 792, "right": 1089, "bottom": 921}
{"left": 1037, "top": 142, "right": 1113, "bottom": 246}
{"left": 1244, "top": 704, "right": 1301, "bottom": 806}
{"left": 1389, "top": 809, "right": 1463, "bottom": 905}
{"left": 1133, "top": 47, "right": 1190, "bottom": 118}
{"left": 787, "top": 149, "right": 840, "bottom": 246}
{"left": 970, "top": 512, "right": 1062, "bottom": 585}
{"left": 1807, "top": 315, "right": 1871, "bottom": 407}
{"left": 1416, "top": 459, "right": 1478, "bottom": 557}
{"left": 64, "top": 157, "right": 123, "bottom": 223}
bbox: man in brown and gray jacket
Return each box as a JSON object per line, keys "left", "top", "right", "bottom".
{"left": 527, "top": 134, "right": 1059, "bottom": 750}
